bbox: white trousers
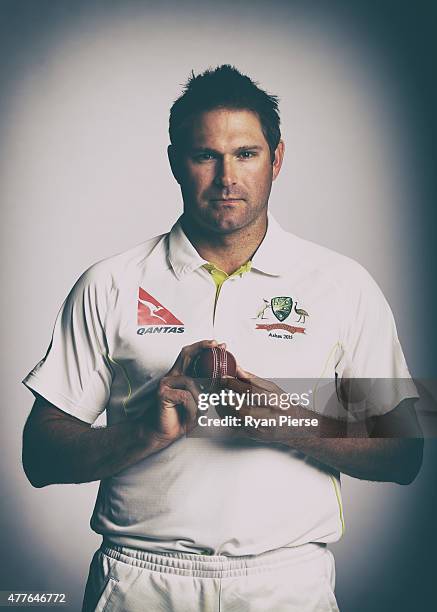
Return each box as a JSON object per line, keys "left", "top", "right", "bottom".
{"left": 82, "top": 540, "right": 339, "bottom": 612}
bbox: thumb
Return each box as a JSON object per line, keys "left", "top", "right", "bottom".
{"left": 236, "top": 365, "right": 254, "bottom": 380}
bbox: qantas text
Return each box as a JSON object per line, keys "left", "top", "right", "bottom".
{"left": 137, "top": 326, "right": 185, "bottom": 335}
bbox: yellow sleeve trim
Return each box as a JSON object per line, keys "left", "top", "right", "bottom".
{"left": 330, "top": 475, "right": 345, "bottom": 536}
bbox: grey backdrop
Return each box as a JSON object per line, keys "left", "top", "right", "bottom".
{"left": 1, "top": 1, "right": 436, "bottom": 611}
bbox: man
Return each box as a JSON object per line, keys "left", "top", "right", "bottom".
{"left": 22, "top": 65, "right": 423, "bottom": 611}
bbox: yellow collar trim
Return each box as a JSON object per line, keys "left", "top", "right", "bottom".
{"left": 202, "top": 261, "right": 252, "bottom": 289}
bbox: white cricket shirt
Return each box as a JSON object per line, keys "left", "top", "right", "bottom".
{"left": 23, "top": 214, "right": 417, "bottom": 555}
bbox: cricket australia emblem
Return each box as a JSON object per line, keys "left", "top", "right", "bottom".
{"left": 271, "top": 297, "right": 293, "bottom": 321}
{"left": 254, "top": 296, "right": 309, "bottom": 340}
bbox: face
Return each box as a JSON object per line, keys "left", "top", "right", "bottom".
{"left": 169, "top": 108, "right": 284, "bottom": 235}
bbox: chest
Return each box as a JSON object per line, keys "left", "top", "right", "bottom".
{"left": 107, "top": 268, "right": 345, "bottom": 387}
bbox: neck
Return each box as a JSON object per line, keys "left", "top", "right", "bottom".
{"left": 181, "top": 214, "right": 267, "bottom": 275}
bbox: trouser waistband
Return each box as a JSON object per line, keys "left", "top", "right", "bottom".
{"left": 100, "top": 540, "right": 326, "bottom": 578}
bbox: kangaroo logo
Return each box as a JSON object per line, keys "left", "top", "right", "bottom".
{"left": 137, "top": 288, "right": 184, "bottom": 326}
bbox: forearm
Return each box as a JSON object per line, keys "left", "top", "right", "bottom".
{"left": 281, "top": 406, "right": 423, "bottom": 484}
{"left": 284, "top": 434, "right": 421, "bottom": 484}
{"left": 23, "top": 414, "right": 164, "bottom": 487}
{"left": 23, "top": 341, "right": 214, "bottom": 488}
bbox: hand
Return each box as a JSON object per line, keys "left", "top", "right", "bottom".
{"left": 218, "top": 366, "right": 295, "bottom": 443}
{"left": 145, "top": 339, "right": 225, "bottom": 448}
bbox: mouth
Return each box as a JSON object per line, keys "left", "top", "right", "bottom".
{"left": 211, "top": 198, "right": 244, "bottom": 204}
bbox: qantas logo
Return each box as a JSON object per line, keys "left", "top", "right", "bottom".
{"left": 137, "top": 288, "right": 184, "bottom": 334}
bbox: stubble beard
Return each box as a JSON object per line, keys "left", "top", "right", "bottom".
{"left": 183, "top": 198, "right": 269, "bottom": 238}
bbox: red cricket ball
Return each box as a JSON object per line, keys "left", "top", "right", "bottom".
{"left": 190, "top": 347, "right": 237, "bottom": 389}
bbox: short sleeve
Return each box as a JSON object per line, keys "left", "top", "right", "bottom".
{"left": 335, "top": 264, "right": 418, "bottom": 418}
{"left": 22, "top": 263, "right": 114, "bottom": 424}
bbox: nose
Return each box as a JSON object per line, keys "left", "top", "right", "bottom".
{"left": 214, "top": 155, "right": 237, "bottom": 189}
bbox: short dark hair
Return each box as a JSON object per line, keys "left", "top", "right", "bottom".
{"left": 169, "top": 65, "right": 281, "bottom": 160}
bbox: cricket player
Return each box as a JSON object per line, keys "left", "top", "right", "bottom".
{"left": 22, "top": 65, "right": 423, "bottom": 611}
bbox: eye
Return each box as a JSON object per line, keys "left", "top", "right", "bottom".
{"left": 238, "top": 151, "right": 256, "bottom": 159}
{"left": 194, "top": 152, "right": 215, "bottom": 162}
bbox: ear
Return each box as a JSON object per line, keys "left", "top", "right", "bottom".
{"left": 168, "top": 145, "right": 183, "bottom": 185}
{"left": 272, "top": 140, "right": 285, "bottom": 181}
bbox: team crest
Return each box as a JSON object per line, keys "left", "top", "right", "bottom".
{"left": 271, "top": 297, "right": 293, "bottom": 322}
{"left": 254, "top": 296, "right": 309, "bottom": 340}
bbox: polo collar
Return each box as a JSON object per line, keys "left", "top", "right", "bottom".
{"left": 168, "top": 213, "right": 291, "bottom": 280}
{"left": 168, "top": 220, "right": 208, "bottom": 279}
{"left": 250, "top": 213, "right": 291, "bottom": 276}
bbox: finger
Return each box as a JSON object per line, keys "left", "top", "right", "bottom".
{"left": 235, "top": 367, "right": 281, "bottom": 394}
{"left": 236, "top": 365, "right": 253, "bottom": 380}
{"left": 159, "top": 385, "right": 200, "bottom": 431}
{"left": 161, "top": 387, "right": 198, "bottom": 415}
{"left": 223, "top": 376, "right": 252, "bottom": 395}
{"left": 183, "top": 395, "right": 201, "bottom": 432}
{"left": 160, "top": 375, "right": 201, "bottom": 402}
{"left": 216, "top": 396, "right": 274, "bottom": 421}
{"left": 222, "top": 377, "right": 286, "bottom": 414}
{"left": 223, "top": 375, "right": 273, "bottom": 398}
{"left": 159, "top": 376, "right": 199, "bottom": 430}
{"left": 159, "top": 376, "right": 202, "bottom": 429}
{"left": 169, "top": 339, "right": 220, "bottom": 375}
